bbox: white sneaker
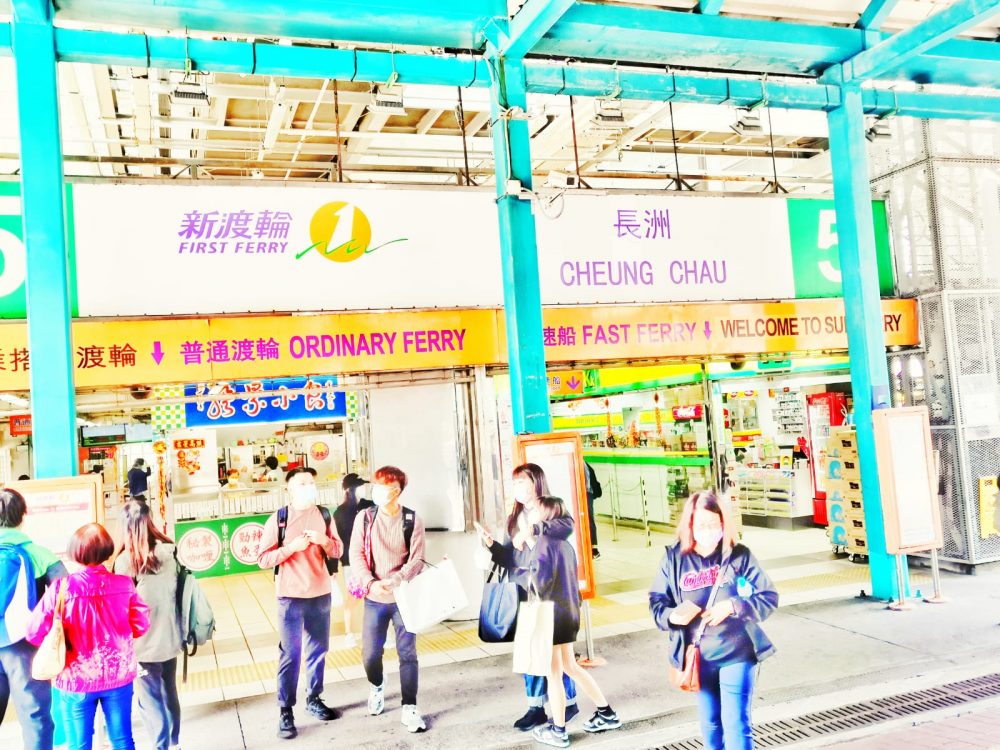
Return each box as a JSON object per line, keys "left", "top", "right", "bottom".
{"left": 368, "top": 682, "right": 385, "bottom": 716}
{"left": 401, "top": 705, "right": 427, "bottom": 733}
{"left": 344, "top": 633, "right": 357, "bottom": 649}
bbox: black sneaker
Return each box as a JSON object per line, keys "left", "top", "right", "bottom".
{"left": 565, "top": 703, "right": 580, "bottom": 723}
{"left": 306, "top": 696, "right": 341, "bottom": 721}
{"left": 514, "top": 707, "right": 548, "bottom": 732}
{"left": 592, "top": 548, "right": 601, "bottom": 560}
{"left": 277, "top": 708, "right": 297, "bottom": 740}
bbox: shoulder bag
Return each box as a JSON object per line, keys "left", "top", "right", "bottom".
{"left": 32, "top": 579, "right": 67, "bottom": 681}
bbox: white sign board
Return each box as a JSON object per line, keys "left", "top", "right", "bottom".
{"left": 73, "top": 185, "right": 820, "bottom": 316}
{"left": 873, "top": 407, "right": 943, "bottom": 554}
{"left": 9, "top": 475, "right": 104, "bottom": 560}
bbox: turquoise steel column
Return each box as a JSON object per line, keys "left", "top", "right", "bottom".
{"left": 11, "top": 0, "right": 78, "bottom": 477}
{"left": 486, "top": 44, "right": 550, "bottom": 434}
{"left": 826, "top": 85, "right": 905, "bottom": 600}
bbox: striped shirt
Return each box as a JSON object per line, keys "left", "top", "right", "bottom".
{"left": 349, "top": 506, "right": 425, "bottom": 604}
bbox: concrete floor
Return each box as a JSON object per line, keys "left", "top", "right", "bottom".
{"left": 165, "top": 562, "right": 1000, "bottom": 750}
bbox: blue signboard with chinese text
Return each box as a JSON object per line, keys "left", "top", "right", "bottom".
{"left": 184, "top": 377, "right": 345, "bottom": 427}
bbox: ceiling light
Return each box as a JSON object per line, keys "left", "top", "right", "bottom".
{"left": 732, "top": 108, "right": 763, "bottom": 136}
{"left": 170, "top": 80, "right": 210, "bottom": 108}
{"left": 369, "top": 85, "right": 406, "bottom": 115}
{"left": 0, "top": 394, "right": 29, "bottom": 408}
{"left": 866, "top": 118, "right": 892, "bottom": 142}
{"left": 590, "top": 98, "right": 626, "bottom": 131}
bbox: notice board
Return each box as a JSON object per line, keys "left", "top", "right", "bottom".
{"left": 514, "top": 433, "right": 596, "bottom": 600}
{"left": 8, "top": 474, "right": 104, "bottom": 560}
{"left": 872, "top": 407, "right": 943, "bottom": 554}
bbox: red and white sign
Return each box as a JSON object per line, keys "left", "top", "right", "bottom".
{"left": 672, "top": 404, "right": 704, "bottom": 421}
{"left": 229, "top": 522, "right": 265, "bottom": 565}
{"left": 9, "top": 413, "right": 31, "bottom": 436}
{"left": 177, "top": 528, "right": 222, "bottom": 572}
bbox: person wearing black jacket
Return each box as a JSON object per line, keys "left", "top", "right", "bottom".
{"left": 332, "top": 473, "right": 372, "bottom": 648}
{"left": 650, "top": 490, "right": 778, "bottom": 750}
{"left": 528, "top": 497, "right": 620, "bottom": 748}
{"left": 477, "top": 463, "right": 580, "bottom": 732}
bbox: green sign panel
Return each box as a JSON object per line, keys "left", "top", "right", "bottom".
{"left": 176, "top": 512, "right": 272, "bottom": 578}
{"left": 787, "top": 199, "right": 895, "bottom": 299}
{"left": 0, "top": 182, "right": 79, "bottom": 319}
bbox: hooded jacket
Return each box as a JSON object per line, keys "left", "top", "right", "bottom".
{"left": 114, "top": 542, "right": 182, "bottom": 663}
{"left": 528, "top": 533, "right": 581, "bottom": 645}
{"left": 650, "top": 542, "right": 778, "bottom": 670}
{"left": 27, "top": 566, "right": 150, "bottom": 693}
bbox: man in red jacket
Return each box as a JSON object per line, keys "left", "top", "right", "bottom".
{"left": 258, "top": 467, "right": 344, "bottom": 740}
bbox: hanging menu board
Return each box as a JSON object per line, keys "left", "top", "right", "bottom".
{"left": 8, "top": 474, "right": 104, "bottom": 560}
{"left": 514, "top": 432, "right": 596, "bottom": 600}
{"left": 872, "top": 407, "right": 943, "bottom": 554}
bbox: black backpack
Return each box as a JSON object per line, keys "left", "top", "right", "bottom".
{"left": 275, "top": 505, "right": 338, "bottom": 577}
{"left": 359, "top": 506, "right": 416, "bottom": 573}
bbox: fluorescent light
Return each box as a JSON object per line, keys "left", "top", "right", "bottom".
{"left": 0, "top": 394, "right": 29, "bottom": 408}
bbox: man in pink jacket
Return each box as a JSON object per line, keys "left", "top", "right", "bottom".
{"left": 258, "top": 467, "right": 344, "bottom": 740}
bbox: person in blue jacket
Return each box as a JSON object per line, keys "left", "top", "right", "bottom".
{"left": 477, "top": 463, "right": 580, "bottom": 732}
{"left": 650, "top": 489, "right": 778, "bottom": 750}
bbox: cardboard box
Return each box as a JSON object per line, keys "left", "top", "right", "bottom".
{"left": 847, "top": 535, "right": 868, "bottom": 553}
{"left": 841, "top": 457, "right": 862, "bottom": 480}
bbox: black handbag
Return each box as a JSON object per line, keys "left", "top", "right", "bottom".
{"left": 478, "top": 564, "right": 520, "bottom": 643}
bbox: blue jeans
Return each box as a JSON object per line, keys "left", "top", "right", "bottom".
{"left": 62, "top": 683, "right": 135, "bottom": 750}
{"left": 277, "top": 595, "right": 331, "bottom": 708}
{"left": 0, "top": 639, "right": 54, "bottom": 750}
{"left": 362, "top": 599, "right": 418, "bottom": 705}
{"left": 696, "top": 660, "right": 757, "bottom": 750}
{"left": 136, "top": 659, "right": 181, "bottom": 750}
{"left": 524, "top": 673, "right": 577, "bottom": 709}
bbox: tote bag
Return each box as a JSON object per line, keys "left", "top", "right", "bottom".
{"left": 478, "top": 564, "right": 519, "bottom": 643}
{"left": 32, "top": 580, "right": 67, "bottom": 681}
{"left": 511, "top": 581, "right": 554, "bottom": 676}
{"left": 395, "top": 558, "right": 468, "bottom": 634}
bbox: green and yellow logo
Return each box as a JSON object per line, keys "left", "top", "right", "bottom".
{"left": 295, "top": 201, "right": 406, "bottom": 262}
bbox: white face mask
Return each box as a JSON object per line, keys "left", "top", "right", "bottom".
{"left": 289, "top": 483, "right": 318, "bottom": 510}
{"left": 513, "top": 482, "right": 534, "bottom": 505}
{"left": 693, "top": 528, "right": 724, "bottom": 550}
{"left": 371, "top": 484, "right": 394, "bottom": 507}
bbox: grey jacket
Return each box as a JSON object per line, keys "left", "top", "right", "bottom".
{"left": 114, "top": 542, "right": 182, "bottom": 663}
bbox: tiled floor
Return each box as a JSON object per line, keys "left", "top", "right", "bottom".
{"left": 174, "top": 520, "right": 922, "bottom": 707}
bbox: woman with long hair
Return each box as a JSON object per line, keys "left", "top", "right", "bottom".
{"left": 113, "top": 501, "right": 183, "bottom": 750}
{"left": 332, "top": 473, "right": 371, "bottom": 648}
{"left": 27, "top": 523, "right": 150, "bottom": 750}
{"left": 476, "top": 463, "right": 580, "bottom": 733}
{"left": 649, "top": 490, "right": 779, "bottom": 750}
{"left": 530, "top": 496, "right": 620, "bottom": 747}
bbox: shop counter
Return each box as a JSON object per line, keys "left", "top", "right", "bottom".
{"left": 730, "top": 464, "right": 815, "bottom": 530}
{"left": 584, "top": 449, "right": 712, "bottom": 528}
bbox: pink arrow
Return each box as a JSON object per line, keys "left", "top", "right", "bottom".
{"left": 151, "top": 341, "right": 164, "bottom": 365}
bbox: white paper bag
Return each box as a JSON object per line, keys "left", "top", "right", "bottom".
{"left": 511, "top": 600, "right": 554, "bottom": 675}
{"left": 395, "top": 558, "right": 469, "bottom": 634}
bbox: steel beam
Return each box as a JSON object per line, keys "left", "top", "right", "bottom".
{"left": 487, "top": 43, "right": 550, "bottom": 435}
{"left": 502, "top": 0, "right": 575, "bottom": 59}
{"left": 698, "top": 0, "right": 725, "bottom": 15}
{"left": 858, "top": 0, "right": 901, "bottom": 30}
{"left": 842, "top": 0, "right": 1000, "bottom": 83}
{"left": 826, "top": 86, "right": 904, "bottom": 601}
{"left": 10, "top": 0, "right": 78, "bottom": 478}
{"left": 53, "top": 0, "right": 506, "bottom": 50}
{"left": 0, "top": 26, "right": 996, "bottom": 122}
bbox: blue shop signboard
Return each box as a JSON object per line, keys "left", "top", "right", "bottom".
{"left": 184, "top": 377, "right": 345, "bottom": 427}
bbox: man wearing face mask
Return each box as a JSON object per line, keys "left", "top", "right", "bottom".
{"left": 258, "top": 467, "right": 344, "bottom": 740}
{"left": 349, "top": 465, "right": 427, "bottom": 734}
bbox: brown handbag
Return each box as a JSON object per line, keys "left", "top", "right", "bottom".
{"left": 668, "top": 557, "right": 731, "bottom": 693}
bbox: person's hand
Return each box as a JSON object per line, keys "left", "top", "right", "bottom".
{"left": 703, "top": 600, "right": 737, "bottom": 627}
{"left": 477, "top": 527, "right": 494, "bottom": 547}
{"left": 287, "top": 534, "right": 310, "bottom": 553}
{"left": 370, "top": 580, "right": 392, "bottom": 597}
{"left": 303, "top": 529, "right": 322, "bottom": 545}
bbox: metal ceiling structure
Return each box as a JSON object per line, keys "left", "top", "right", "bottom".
{"left": 0, "top": 0, "right": 996, "bottom": 191}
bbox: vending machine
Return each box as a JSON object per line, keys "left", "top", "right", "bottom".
{"left": 806, "top": 392, "right": 848, "bottom": 524}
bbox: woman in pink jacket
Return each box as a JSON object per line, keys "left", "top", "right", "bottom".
{"left": 28, "top": 523, "right": 151, "bottom": 750}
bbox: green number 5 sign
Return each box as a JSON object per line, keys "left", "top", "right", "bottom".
{"left": 788, "top": 199, "right": 895, "bottom": 299}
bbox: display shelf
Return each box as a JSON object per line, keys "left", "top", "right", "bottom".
{"left": 172, "top": 482, "right": 341, "bottom": 522}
